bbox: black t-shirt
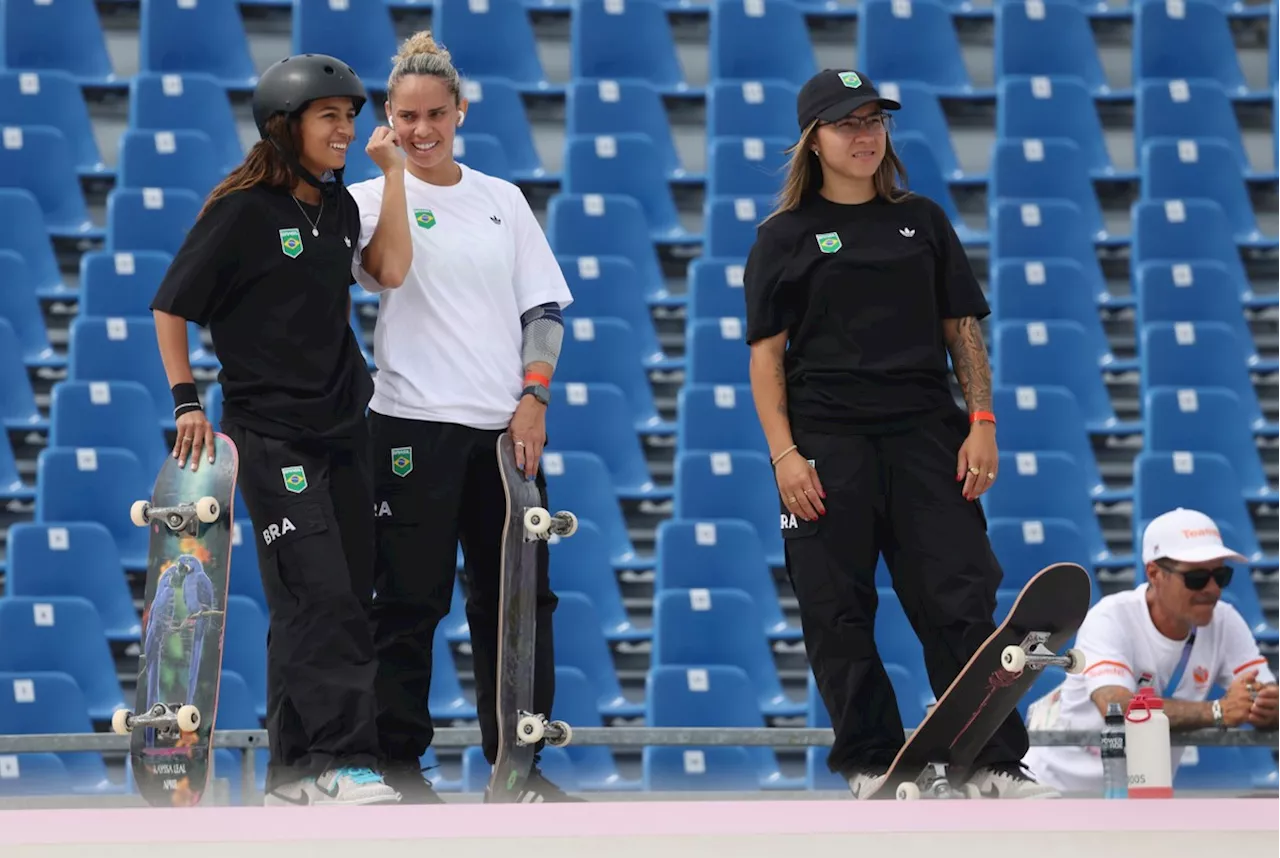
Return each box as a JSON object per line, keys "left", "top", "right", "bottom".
{"left": 150, "top": 183, "right": 373, "bottom": 444}
{"left": 743, "top": 191, "right": 989, "bottom": 434}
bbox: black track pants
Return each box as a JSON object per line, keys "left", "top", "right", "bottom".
{"left": 222, "top": 420, "right": 381, "bottom": 791}
{"left": 366, "top": 411, "right": 559, "bottom": 767}
{"left": 781, "top": 411, "right": 1030, "bottom": 778}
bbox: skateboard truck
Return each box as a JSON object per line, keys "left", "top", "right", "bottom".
{"left": 130, "top": 496, "right": 221, "bottom": 535}
{"left": 1000, "top": 632, "right": 1086, "bottom": 675}
{"left": 111, "top": 702, "right": 202, "bottom": 737}
{"left": 514, "top": 710, "right": 573, "bottom": 747}
{"left": 521, "top": 507, "right": 578, "bottom": 541}
{"left": 894, "top": 762, "right": 978, "bottom": 801}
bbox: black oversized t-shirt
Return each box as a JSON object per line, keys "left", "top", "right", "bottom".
{"left": 743, "top": 192, "right": 989, "bottom": 434}
{"left": 150, "top": 183, "right": 373, "bottom": 443}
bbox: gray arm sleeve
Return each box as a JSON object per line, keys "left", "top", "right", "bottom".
{"left": 520, "top": 302, "right": 564, "bottom": 371}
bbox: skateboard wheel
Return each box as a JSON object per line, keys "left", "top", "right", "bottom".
{"left": 553, "top": 511, "right": 578, "bottom": 538}
{"left": 175, "top": 705, "right": 200, "bottom": 733}
{"left": 896, "top": 782, "right": 921, "bottom": 801}
{"left": 547, "top": 720, "right": 572, "bottom": 747}
{"left": 1000, "top": 645, "right": 1027, "bottom": 673}
{"left": 130, "top": 500, "right": 150, "bottom": 528}
{"left": 111, "top": 709, "right": 132, "bottom": 735}
{"left": 523, "top": 507, "right": 552, "bottom": 537}
{"left": 1064, "top": 647, "right": 1086, "bottom": 675}
{"left": 517, "top": 714, "right": 545, "bottom": 743}
{"left": 195, "top": 496, "right": 220, "bottom": 524}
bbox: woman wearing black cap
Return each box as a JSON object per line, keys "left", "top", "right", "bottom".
{"left": 744, "top": 69, "right": 1054, "bottom": 799}
{"left": 149, "top": 53, "right": 412, "bottom": 805}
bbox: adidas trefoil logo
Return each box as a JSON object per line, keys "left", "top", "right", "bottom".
{"left": 490, "top": 215, "right": 502, "bottom": 225}
{"left": 899, "top": 227, "right": 915, "bottom": 237}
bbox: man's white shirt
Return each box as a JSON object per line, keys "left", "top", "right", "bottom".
{"left": 1022, "top": 584, "right": 1274, "bottom": 794}
{"left": 348, "top": 163, "right": 573, "bottom": 430}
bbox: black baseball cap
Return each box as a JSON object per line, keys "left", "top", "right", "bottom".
{"left": 797, "top": 69, "right": 901, "bottom": 131}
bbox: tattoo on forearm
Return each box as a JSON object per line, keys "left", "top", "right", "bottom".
{"left": 773, "top": 357, "right": 788, "bottom": 418}
{"left": 947, "top": 317, "right": 992, "bottom": 413}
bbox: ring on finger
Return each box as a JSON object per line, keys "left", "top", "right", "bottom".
{"left": 986, "top": 472, "right": 995, "bottom": 480}
{"left": 787, "top": 495, "right": 797, "bottom": 503}
{"left": 968, "top": 466, "right": 980, "bottom": 476}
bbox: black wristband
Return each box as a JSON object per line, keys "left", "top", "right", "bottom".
{"left": 171, "top": 382, "right": 201, "bottom": 419}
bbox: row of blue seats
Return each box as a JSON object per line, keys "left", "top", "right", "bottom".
{"left": 4, "top": 0, "right": 1275, "bottom": 100}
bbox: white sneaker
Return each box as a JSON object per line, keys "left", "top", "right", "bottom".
{"left": 264, "top": 776, "right": 321, "bottom": 806}
{"left": 312, "top": 767, "right": 401, "bottom": 805}
{"left": 966, "top": 764, "right": 1060, "bottom": 799}
{"left": 847, "top": 769, "right": 889, "bottom": 799}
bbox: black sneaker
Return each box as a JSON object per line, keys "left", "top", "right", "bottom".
{"left": 382, "top": 761, "right": 446, "bottom": 805}
{"left": 514, "top": 767, "right": 584, "bottom": 803}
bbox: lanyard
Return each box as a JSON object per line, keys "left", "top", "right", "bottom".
{"left": 1162, "top": 632, "right": 1197, "bottom": 698}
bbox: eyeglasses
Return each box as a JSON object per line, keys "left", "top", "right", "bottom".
{"left": 1156, "top": 560, "right": 1233, "bottom": 591}
{"left": 820, "top": 113, "right": 892, "bottom": 135}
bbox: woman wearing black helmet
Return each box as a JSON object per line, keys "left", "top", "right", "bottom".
{"left": 149, "top": 53, "right": 412, "bottom": 805}
{"left": 744, "top": 69, "right": 1054, "bottom": 799}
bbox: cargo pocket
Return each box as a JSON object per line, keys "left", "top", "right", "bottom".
{"left": 255, "top": 499, "right": 332, "bottom": 604}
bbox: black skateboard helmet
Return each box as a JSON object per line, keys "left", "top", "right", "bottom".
{"left": 252, "top": 53, "right": 367, "bottom": 139}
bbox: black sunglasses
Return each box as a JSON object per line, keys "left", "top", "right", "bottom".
{"left": 1156, "top": 561, "right": 1233, "bottom": 591}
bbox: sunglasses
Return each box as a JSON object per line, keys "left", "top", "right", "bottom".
{"left": 1157, "top": 561, "right": 1233, "bottom": 591}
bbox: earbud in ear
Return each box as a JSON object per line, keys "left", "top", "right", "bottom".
{"left": 457, "top": 112, "right": 466, "bottom": 127}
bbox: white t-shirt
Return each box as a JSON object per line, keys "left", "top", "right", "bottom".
{"left": 1022, "top": 584, "right": 1274, "bottom": 794}
{"left": 348, "top": 164, "right": 573, "bottom": 430}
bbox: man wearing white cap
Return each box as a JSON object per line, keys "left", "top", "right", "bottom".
{"left": 1021, "top": 507, "right": 1277, "bottom": 795}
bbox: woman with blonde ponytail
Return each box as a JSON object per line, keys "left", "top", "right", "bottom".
{"left": 744, "top": 69, "right": 1056, "bottom": 801}
{"left": 347, "top": 31, "right": 577, "bottom": 804}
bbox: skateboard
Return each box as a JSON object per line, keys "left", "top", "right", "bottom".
{"left": 111, "top": 433, "right": 238, "bottom": 807}
{"left": 874, "top": 562, "right": 1091, "bottom": 800}
{"left": 485, "top": 432, "right": 577, "bottom": 802}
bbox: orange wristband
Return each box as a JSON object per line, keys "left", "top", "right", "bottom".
{"left": 970, "top": 410, "right": 996, "bottom": 425}
{"left": 524, "top": 373, "right": 551, "bottom": 388}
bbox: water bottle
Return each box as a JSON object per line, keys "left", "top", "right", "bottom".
{"left": 1100, "top": 702, "right": 1128, "bottom": 799}
{"left": 1124, "top": 687, "right": 1173, "bottom": 798}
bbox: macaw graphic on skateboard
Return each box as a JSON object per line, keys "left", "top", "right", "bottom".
{"left": 112, "top": 433, "right": 238, "bottom": 807}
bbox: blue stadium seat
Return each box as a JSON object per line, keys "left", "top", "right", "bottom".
{"left": 228, "top": 491, "right": 268, "bottom": 616}
{"left": 0, "top": 672, "right": 113, "bottom": 793}
{"left": 893, "top": 133, "right": 981, "bottom": 244}
{"left": 677, "top": 383, "right": 767, "bottom": 457}
{"left": 709, "top": 0, "right": 816, "bottom": 87}
{"left": 553, "top": 592, "right": 643, "bottom": 718}
{"left": 0, "top": 250, "right": 55, "bottom": 367}
{"left": 991, "top": 320, "right": 1129, "bottom": 434}
{"left": 549, "top": 520, "right": 645, "bottom": 643}
{"left": 1130, "top": 198, "right": 1271, "bottom": 308}
{"left": 562, "top": 134, "right": 686, "bottom": 241}
{"left": 291, "top": 0, "right": 397, "bottom": 86}
{"left": 703, "top": 195, "right": 774, "bottom": 258}
{"left": 1140, "top": 138, "right": 1273, "bottom": 247}
{"left": 643, "top": 746, "right": 759, "bottom": 791}
{"left": 706, "top": 136, "right": 790, "bottom": 198}
{"left": 139, "top": 0, "right": 257, "bottom": 90}
{"left": 872, "top": 588, "right": 936, "bottom": 719}
{"left": 570, "top": 0, "right": 688, "bottom": 95}
{"left": 0, "top": 70, "right": 105, "bottom": 176}
{"left": 0, "top": 317, "right": 43, "bottom": 432}
{"left": 879, "top": 80, "right": 963, "bottom": 181}
{"left": 1174, "top": 745, "right": 1279, "bottom": 791}
{"left": 339, "top": 104, "right": 385, "bottom": 185}
{"left": 1134, "top": 0, "right": 1250, "bottom": 99}
{"left": 545, "top": 383, "right": 663, "bottom": 500}
{"left": 0, "top": 126, "right": 96, "bottom": 238}
{"left": 859, "top": 0, "right": 977, "bottom": 97}
{"left": 991, "top": 385, "right": 1117, "bottom": 502}
{"left": 545, "top": 194, "right": 671, "bottom": 305}
{"left": 5, "top": 522, "right": 140, "bottom": 643}
{"left": 1, "top": 0, "right": 117, "bottom": 86}
{"left": 988, "top": 259, "right": 1124, "bottom": 370}
{"left": 687, "top": 317, "right": 750, "bottom": 386}
{"left": 1132, "top": 451, "right": 1264, "bottom": 565}
{"left": 0, "top": 753, "right": 71, "bottom": 797}
{"left": 543, "top": 451, "right": 639, "bottom": 567}
{"left": 645, "top": 664, "right": 804, "bottom": 789}
{"left": 988, "top": 138, "right": 1109, "bottom": 244}
{"left": 674, "top": 450, "right": 783, "bottom": 568}
{"left": 0, "top": 188, "right": 64, "bottom": 298}
{"left": 117, "top": 129, "right": 223, "bottom": 199}
{"left": 654, "top": 518, "right": 799, "bottom": 641}
{"left": 0, "top": 409, "right": 31, "bottom": 501}
{"left": 567, "top": 80, "right": 685, "bottom": 181}
{"left": 459, "top": 78, "right": 546, "bottom": 182}
{"left": 982, "top": 451, "right": 1116, "bottom": 567}
{"left": 429, "top": 624, "right": 477, "bottom": 721}
{"left": 212, "top": 670, "right": 268, "bottom": 801}
{"left": 997, "top": 76, "right": 1118, "bottom": 179}
{"left": 0, "top": 598, "right": 126, "bottom": 722}
{"left": 78, "top": 250, "right": 173, "bottom": 320}
{"left": 557, "top": 317, "right": 669, "bottom": 433}
{"left": 50, "top": 380, "right": 167, "bottom": 484}
{"left": 1145, "top": 387, "right": 1276, "bottom": 503}
{"left": 989, "top": 199, "right": 1116, "bottom": 306}
{"left": 106, "top": 188, "right": 203, "bottom": 257}
{"left": 987, "top": 518, "right": 1096, "bottom": 593}
{"left": 1135, "top": 79, "right": 1260, "bottom": 180}
{"left": 550, "top": 666, "right": 640, "bottom": 790}
{"left": 451, "top": 132, "right": 512, "bottom": 182}
{"left": 35, "top": 448, "right": 151, "bottom": 570}
{"left": 706, "top": 80, "right": 799, "bottom": 142}
{"left": 1139, "top": 321, "right": 1272, "bottom": 436}
{"left": 556, "top": 255, "right": 669, "bottom": 368}
{"left": 433, "top": 0, "right": 551, "bottom": 93}
{"left": 68, "top": 316, "right": 173, "bottom": 431}
{"left": 994, "top": 1, "right": 1111, "bottom": 97}
{"left": 687, "top": 258, "right": 747, "bottom": 321}
{"left": 1135, "top": 260, "right": 1273, "bottom": 372}
{"left": 223, "top": 596, "right": 268, "bottom": 721}
{"left": 129, "top": 73, "right": 243, "bottom": 173}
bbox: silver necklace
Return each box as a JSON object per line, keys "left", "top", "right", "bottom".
{"left": 292, "top": 194, "right": 324, "bottom": 237}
